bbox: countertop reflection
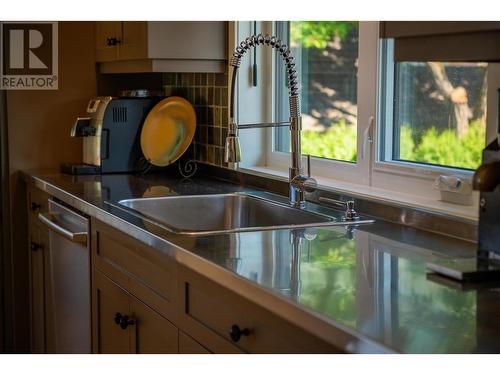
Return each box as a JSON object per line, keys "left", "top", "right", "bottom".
{"left": 23, "top": 170, "right": 500, "bottom": 353}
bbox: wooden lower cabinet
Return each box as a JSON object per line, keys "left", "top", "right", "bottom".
{"left": 27, "top": 186, "right": 50, "bottom": 353}
{"left": 179, "top": 331, "right": 211, "bottom": 354}
{"left": 28, "top": 223, "right": 48, "bottom": 353}
{"left": 178, "top": 265, "right": 340, "bottom": 354}
{"left": 131, "top": 297, "right": 178, "bottom": 354}
{"left": 92, "top": 269, "right": 178, "bottom": 354}
{"left": 28, "top": 196, "right": 344, "bottom": 354}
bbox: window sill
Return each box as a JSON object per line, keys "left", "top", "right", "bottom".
{"left": 240, "top": 165, "right": 479, "bottom": 223}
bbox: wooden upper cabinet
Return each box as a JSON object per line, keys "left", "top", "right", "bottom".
{"left": 119, "top": 22, "right": 148, "bottom": 61}
{"left": 95, "top": 21, "right": 121, "bottom": 62}
{"left": 95, "top": 21, "right": 227, "bottom": 73}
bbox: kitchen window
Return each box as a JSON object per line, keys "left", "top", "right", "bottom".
{"left": 261, "top": 21, "right": 377, "bottom": 185}
{"left": 274, "top": 21, "right": 360, "bottom": 163}
{"left": 378, "top": 39, "right": 488, "bottom": 172}
{"left": 234, "top": 21, "right": 500, "bottom": 214}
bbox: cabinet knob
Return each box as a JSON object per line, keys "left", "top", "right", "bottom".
{"left": 31, "top": 202, "right": 41, "bottom": 212}
{"left": 229, "top": 324, "right": 250, "bottom": 342}
{"left": 114, "top": 312, "right": 123, "bottom": 325}
{"left": 30, "top": 242, "right": 42, "bottom": 252}
{"left": 106, "top": 37, "right": 121, "bottom": 46}
{"left": 114, "top": 312, "right": 135, "bottom": 330}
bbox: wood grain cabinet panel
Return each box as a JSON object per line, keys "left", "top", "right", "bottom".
{"left": 28, "top": 223, "right": 46, "bottom": 353}
{"left": 91, "top": 218, "right": 177, "bottom": 324}
{"left": 131, "top": 297, "right": 178, "bottom": 354}
{"left": 178, "top": 265, "right": 341, "bottom": 354}
{"left": 179, "top": 331, "right": 211, "bottom": 354}
{"left": 94, "top": 21, "right": 227, "bottom": 73}
{"left": 27, "top": 186, "right": 50, "bottom": 353}
{"left": 92, "top": 269, "right": 131, "bottom": 354}
{"left": 119, "top": 22, "right": 148, "bottom": 60}
{"left": 95, "top": 21, "right": 121, "bottom": 61}
{"left": 92, "top": 269, "right": 178, "bottom": 354}
{"left": 27, "top": 185, "right": 49, "bottom": 226}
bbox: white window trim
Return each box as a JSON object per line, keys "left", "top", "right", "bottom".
{"left": 371, "top": 40, "right": 500, "bottom": 206}
{"left": 374, "top": 38, "right": 477, "bottom": 188}
{"left": 231, "top": 21, "right": 496, "bottom": 221}
{"left": 264, "top": 21, "right": 376, "bottom": 186}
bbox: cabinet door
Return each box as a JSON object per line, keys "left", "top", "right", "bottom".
{"left": 119, "top": 22, "right": 148, "bottom": 60}
{"left": 27, "top": 187, "right": 48, "bottom": 225}
{"left": 131, "top": 296, "right": 178, "bottom": 354}
{"left": 28, "top": 224, "right": 47, "bottom": 353}
{"left": 92, "top": 270, "right": 131, "bottom": 353}
{"left": 27, "top": 186, "right": 50, "bottom": 353}
{"left": 95, "top": 22, "right": 121, "bottom": 62}
{"left": 179, "top": 331, "right": 211, "bottom": 354}
{"left": 93, "top": 269, "right": 179, "bottom": 354}
{"left": 178, "top": 265, "right": 339, "bottom": 353}
{"left": 147, "top": 22, "right": 226, "bottom": 60}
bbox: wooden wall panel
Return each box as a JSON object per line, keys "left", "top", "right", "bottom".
{"left": 4, "top": 21, "right": 97, "bottom": 352}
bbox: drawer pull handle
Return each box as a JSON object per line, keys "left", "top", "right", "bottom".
{"left": 229, "top": 324, "right": 250, "bottom": 342}
{"left": 114, "top": 312, "right": 135, "bottom": 330}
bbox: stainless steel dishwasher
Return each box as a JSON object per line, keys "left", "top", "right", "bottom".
{"left": 38, "top": 199, "right": 90, "bottom": 353}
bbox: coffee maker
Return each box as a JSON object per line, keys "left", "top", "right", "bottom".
{"left": 61, "top": 95, "right": 158, "bottom": 174}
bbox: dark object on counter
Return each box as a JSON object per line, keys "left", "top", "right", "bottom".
{"left": 60, "top": 163, "right": 101, "bottom": 175}
{"left": 427, "top": 137, "right": 500, "bottom": 281}
{"left": 475, "top": 139, "right": 500, "bottom": 262}
{"left": 61, "top": 96, "right": 161, "bottom": 175}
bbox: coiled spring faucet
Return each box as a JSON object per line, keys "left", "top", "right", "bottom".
{"left": 224, "top": 33, "right": 317, "bottom": 209}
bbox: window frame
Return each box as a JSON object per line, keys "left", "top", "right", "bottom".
{"left": 264, "top": 21, "right": 377, "bottom": 186}
{"left": 233, "top": 21, "right": 499, "bottom": 213}
{"left": 372, "top": 39, "right": 500, "bottom": 200}
{"left": 375, "top": 38, "right": 485, "bottom": 178}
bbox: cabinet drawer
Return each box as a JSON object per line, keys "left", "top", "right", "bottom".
{"left": 178, "top": 266, "right": 340, "bottom": 354}
{"left": 27, "top": 186, "right": 49, "bottom": 224}
{"left": 91, "top": 218, "right": 177, "bottom": 324}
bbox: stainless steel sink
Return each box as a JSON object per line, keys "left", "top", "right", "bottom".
{"left": 116, "top": 193, "right": 372, "bottom": 235}
{"left": 118, "top": 193, "right": 331, "bottom": 234}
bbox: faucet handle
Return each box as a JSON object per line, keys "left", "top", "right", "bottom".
{"left": 318, "top": 197, "right": 360, "bottom": 221}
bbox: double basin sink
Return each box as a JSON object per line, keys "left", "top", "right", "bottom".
{"left": 116, "top": 193, "right": 374, "bottom": 235}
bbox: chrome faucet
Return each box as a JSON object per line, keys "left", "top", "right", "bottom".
{"left": 225, "top": 34, "right": 317, "bottom": 209}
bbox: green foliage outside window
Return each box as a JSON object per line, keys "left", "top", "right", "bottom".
{"left": 290, "top": 21, "right": 358, "bottom": 49}
{"left": 301, "top": 120, "right": 357, "bottom": 162}
{"left": 400, "top": 121, "right": 485, "bottom": 170}
{"left": 302, "top": 121, "right": 485, "bottom": 170}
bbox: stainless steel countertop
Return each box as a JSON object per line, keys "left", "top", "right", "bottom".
{"left": 22, "top": 170, "right": 500, "bottom": 354}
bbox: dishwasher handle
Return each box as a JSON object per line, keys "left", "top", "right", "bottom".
{"left": 38, "top": 212, "right": 88, "bottom": 243}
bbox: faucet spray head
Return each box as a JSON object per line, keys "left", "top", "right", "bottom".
{"left": 224, "top": 118, "right": 241, "bottom": 163}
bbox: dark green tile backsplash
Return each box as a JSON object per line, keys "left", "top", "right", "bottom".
{"left": 163, "top": 72, "right": 228, "bottom": 167}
